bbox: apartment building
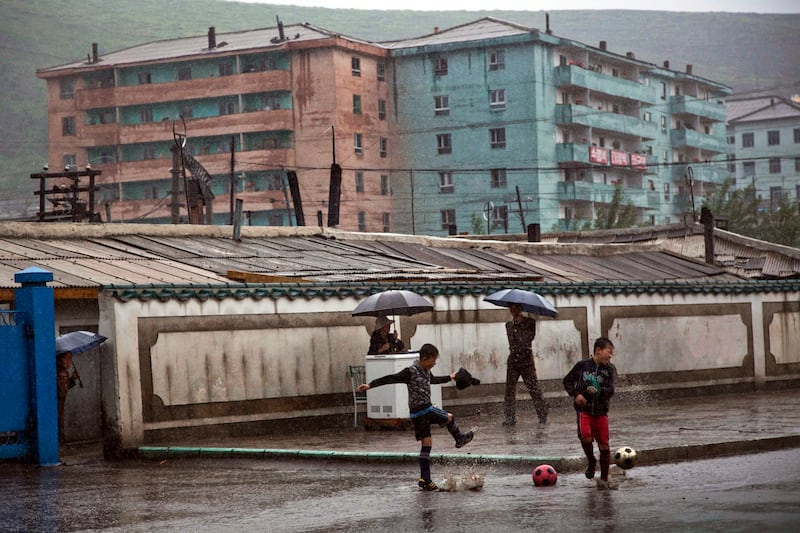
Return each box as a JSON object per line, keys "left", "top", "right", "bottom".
{"left": 385, "top": 18, "right": 731, "bottom": 235}
{"left": 36, "top": 24, "right": 392, "bottom": 230}
{"left": 37, "top": 17, "right": 730, "bottom": 234}
{"left": 726, "top": 95, "right": 800, "bottom": 208}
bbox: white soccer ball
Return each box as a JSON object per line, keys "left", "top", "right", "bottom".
{"left": 614, "top": 446, "right": 637, "bottom": 469}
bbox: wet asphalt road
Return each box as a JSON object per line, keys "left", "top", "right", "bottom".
{"left": 1, "top": 448, "right": 798, "bottom": 532}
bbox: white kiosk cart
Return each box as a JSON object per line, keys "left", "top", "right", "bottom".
{"left": 365, "top": 351, "right": 443, "bottom": 420}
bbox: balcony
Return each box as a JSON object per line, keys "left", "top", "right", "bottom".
{"left": 554, "top": 65, "right": 658, "bottom": 104}
{"left": 76, "top": 70, "right": 292, "bottom": 109}
{"left": 555, "top": 104, "right": 658, "bottom": 140}
{"left": 556, "top": 142, "right": 593, "bottom": 165}
{"left": 670, "top": 128, "right": 728, "bottom": 154}
{"left": 558, "top": 181, "right": 659, "bottom": 209}
{"left": 669, "top": 95, "right": 726, "bottom": 122}
{"left": 79, "top": 110, "right": 293, "bottom": 146}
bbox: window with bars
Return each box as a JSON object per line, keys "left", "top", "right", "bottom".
{"left": 377, "top": 62, "right": 385, "bottom": 81}
{"left": 434, "top": 95, "right": 450, "bottom": 116}
{"left": 742, "top": 132, "right": 754, "bottom": 147}
{"left": 489, "top": 49, "right": 505, "bottom": 71}
{"left": 378, "top": 99, "right": 387, "bottom": 120}
{"left": 379, "top": 137, "right": 387, "bottom": 158}
{"left": 489, "top": 89, "right": 506, "bottom": 110}
{"left": 61, "top": 116, "right": 76, "bottom": 136}
{"left": 219, "top": 101, "right": 236, "bottom": 116}
{"left": 351, "top": 57, "right": 361, "bottom": 76}
{"left": 767, "top": 130, "right": 780, "bottom": 146}
{"left": 440, "top": 209, "right": 455, "bottom": 229}
{"left": 769, "top": 158, "right": 781, "bottom": 174}
{"left": 490, "top": 168, "right": 507, "bottom": 188}
{"left": 434, "top": 56, "right": 448, "bottom": 76}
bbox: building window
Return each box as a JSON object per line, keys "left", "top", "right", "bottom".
{"left": 63, "top": 154, "right": 76, "bottom": 170}
{"left": 377, "top": 62, "right": 385, "bottom": 81}
{"left": 261, "top": 95, "right": 280, "bottom": 110}
{"left": 177, "top": 67, "right": 192, "bottom": 80}
{"left": 219, "top": 100, "right": 235, "bottom": 116}
{"left": 489, "top": 49, "right": 505, "bottom": 70}
{"left": 767, "top": 130, "right": 780, "bottom": 146}
{"left": 660, "top": 115, "right": 667, "bottom": 133}
{"left": 434, "top": 95, "right": 450, "bottom": 116}
{"left": 180, "top": 105, "right": 193, "bottom": 119}
{"left": 743, "top": 161, "right": 755, "bottom": 176}
{"left": 437, "top": 133, "right": 452, "bottom": 154}
{"left": 643, "top": 111, "right": 651, "bottom": 122}
{"left": 139, "top": 109, "right": 153, "bottom": 123}
{"left": 490, "top": 168, "right": 507, "bottom": 188}
{"left": 61, "top": 116, "right": 76, "bottom": 136}
{"left": 742, "top": 132, "right": 754, "bottom": 147}
{"left": 795, "top": 157, "right": 800, "bottom": 172}
{"left": 354, "top": 133, "right": 363, "bottom": 154}
{"left": 138, "top": 72, "right": 151, "bottom": 84}
{"left": 218, "top": 63, "right": 234, "bottom": 76}
{"left": 727, "top": 154, "right": 736, "bottom": 173}
{"left": 441, "top": 209, "right": 456, "bottom": 229}
{"left": 353, "top": 94, "right": 362, "bottom": 115}
{"left": 769, "top": 158, "right": 781, "bottom": 174}
{"left": 660, "top": 81, "right": 666, "bottom": 100}
{"left": 664, "top": 182, "right": 670, "bottom": 200}
{"left": 434, "top": 56, "right": 448, "bottom": 76}
{"left": 770, "top": 186, "right": 782, "bottom": 209}
{"left": 380, "top": 175, "right": 389, "bottom": 196}
{"left": 378, "top": 99, "right": 387, "bottom": 120}
{"left": 439, "top": 171, "right": 454, "bottom": 193}
{"left": 59, "top": 78, "right": 74, "bottom": 99}
{"left": 489, "top": 127, "right": 506, "bottom": 149}
{"left": 492, "top": 205, "right": 508, "bottom": 229}
{"left": 355, "top": 171, "right": 364, "bottom": 193}
{"left": 727, "top": 135, "right": 735, "bottom": 145}
{"left": 489, "top": 89, "right": 506, "bottom": 110}
{"left": 142, "top": 147, "right": 157, "bottom": 160}
{"left": 260, "top": 57, "right": 277, "bottom": 71}
{"left": 382, "top": 212, "right": 390, "bottom": 232}
{"left": 379, "top": 137, "right": 387, "bottom": 158}
{"left": 358, "top": 211, "right": 366, "bottom": 232}
{"left": 351, "top": 57, "right": 361, "bottom": 76}
{"left": 794, "top": 128, "right": 800, "bottom": 144}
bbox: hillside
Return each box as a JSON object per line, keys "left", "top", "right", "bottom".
{"left": 2, "top": 0, "right": 798, "bottom": 210}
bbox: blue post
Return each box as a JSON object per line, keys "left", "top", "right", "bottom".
{"left": 14, "top": 267, "right": 58, "bottom": 466}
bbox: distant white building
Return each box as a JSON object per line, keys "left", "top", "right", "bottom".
{"left": 726, "top": 96, "right": 800, "bottom": 207}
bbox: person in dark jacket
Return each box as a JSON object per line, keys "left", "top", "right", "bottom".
{"left": 367, "top": 315, "right": 405, "bottom": 355}
{"left": 358, "top": 343, "right": 474, "bottom": 491}
{"left": 563, "top": 337, "right": 617, "bottom": 490}
{"left": 503, "top": 303, "right": 548, "bottom": 425}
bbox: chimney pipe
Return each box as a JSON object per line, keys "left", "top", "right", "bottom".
{"left": 626, "top": 51, "right": 635, "bottom": 59}
{"left": 663, "top": 60, "right": 670, "bottom": 69}
{"left": 277, "top": 16, "right": 285, "bottom": 41}
{"left": 208, "top": 26, "right": 216, "bottom": 49}
{"left": 686, "top": 64, "right": 693, "bottom": 75}
{"left": 434, "top": 27, "right": 439, "bottom": 33}
{"left": 92, "top": 43, "right": 98, "bottom": 63}
{"left": 546, "top": 13, "right": 552, "bottom": 34}
{"left": 599, "top": 40, "right": 607, "bottom": 50}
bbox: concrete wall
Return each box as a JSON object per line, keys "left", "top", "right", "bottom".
{"left": 97, "top": 286, "right": 800, "bottom": 450}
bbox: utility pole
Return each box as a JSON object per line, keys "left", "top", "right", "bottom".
{"left": 515, "top": 185, "right": 527, "bottom": 230}
{"left": 229, "top": 136, "right": 235, "bottom": 225}
{"left": 686, "top": 165, "right": 696, "bottom": 222}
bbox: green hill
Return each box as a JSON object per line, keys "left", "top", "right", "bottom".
{"left": 2, "top": 0, "right": 798, "bottom": 209}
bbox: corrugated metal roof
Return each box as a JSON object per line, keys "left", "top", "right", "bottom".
{"left": 727, "top": 96, "right": 800, "bottom": 123}
{"left": 38, "top": 23, "right": 375, "bottom": 74}
{"left": 381, "top": 17, "right": 532, "bottom": 49}
{"left": 0, "top": 223, "right": 744, "bottom": 291}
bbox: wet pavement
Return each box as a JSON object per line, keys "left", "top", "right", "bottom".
{"left": 131, "top": 389, "right": 800, "bottom": 473}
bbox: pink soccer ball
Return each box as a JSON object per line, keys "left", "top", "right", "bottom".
{"left": 532, "top": 464, "right": 558, "bottom": 486}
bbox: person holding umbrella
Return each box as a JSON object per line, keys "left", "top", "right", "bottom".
{"left": 56, "top": 351, "right": 80, "bottom": 444}
{"left": 368, "top": 316, "right": 405, "bottom": 355}
{"left": 503, "top": 303, "right": 549, "bottom": 426}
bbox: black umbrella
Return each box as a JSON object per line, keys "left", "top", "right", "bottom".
{"left": 56, "top": 331, "right": 107, "bottom": 389}
{"left": 352, "top": 289, "right": 434, "bottom": 317}
{"left": 484, "top": 288, "right": 558, "bottom": 319}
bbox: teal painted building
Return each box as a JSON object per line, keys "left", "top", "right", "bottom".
{"left": 385, "top": 18, "right": 731, "bottom": 235}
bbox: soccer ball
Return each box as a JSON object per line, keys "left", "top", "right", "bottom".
{"left": 614, "top": 446, "right": 637, "bottom": 469}
{"left": 532, "top": 464, "right": 558, "bottom": 486}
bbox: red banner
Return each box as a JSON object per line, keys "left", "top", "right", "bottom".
{"left": 589, "top": 146, "right": 608, "bottom": 165}
{"left": 610, "top": 150, "right": 629, "bottom": 167}
{"left": 630, "top": 153, "right": 647, "bottom": 170}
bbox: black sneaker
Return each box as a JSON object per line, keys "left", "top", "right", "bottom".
{"left": 418, "top": 478, "right": 439, "bottom": 491}
{"left": 455, "top": 431, "right": 474, "bottom": 448}
{"left": 585, "top": 457, "right": 597, "bottom": 479}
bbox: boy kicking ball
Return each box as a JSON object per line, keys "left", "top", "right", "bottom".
{"left": 358, "top": 343, "right": 474, "bottom": 491}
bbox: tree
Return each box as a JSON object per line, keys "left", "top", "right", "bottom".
{"left": 701, "top": 178, "right": 800, "bottom": 247}
{"left": 594, "top": 183, "right": 637, "bottom": 229}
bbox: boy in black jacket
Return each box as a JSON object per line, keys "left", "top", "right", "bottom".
{"left": 563, "top": 337, "right": 617, "bottom": 490}
{"left": 358, "top": 343, "right": 474, "bottom": 491}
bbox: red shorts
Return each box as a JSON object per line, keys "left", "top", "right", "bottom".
{"left": 577, "top": 412, "right": 609, "bottom": 448}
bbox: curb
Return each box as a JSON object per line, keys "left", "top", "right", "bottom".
{"left": 137, "top": 434, "right": 800, "bottom": 472}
